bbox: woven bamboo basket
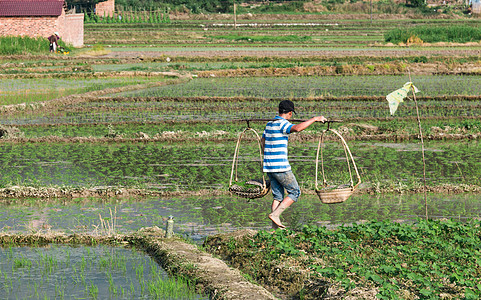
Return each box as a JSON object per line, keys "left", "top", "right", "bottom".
{"left": 229, "top": 179, "right": 271, "bottom": 199}
{"left": 229, "top": 127, "right": 270, "bottom": 199}
{"left": 315, "top": 186, "right": 355, "bottom": 204}
{"left": 315, "top": 128, "right": 361, "bottom": 204}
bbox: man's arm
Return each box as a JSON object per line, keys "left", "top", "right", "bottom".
{"left": 290, "top": 116, "right": 327, "bottom": 133}
{"left": 260, "top": 137, "right": 265, "bottom": 153}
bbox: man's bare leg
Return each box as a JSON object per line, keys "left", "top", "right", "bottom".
{"left": 269, "top": 197, "right": 294, "bottom": 228}
{"left": 271, "top": 200, "right": 281, "bottom": 229}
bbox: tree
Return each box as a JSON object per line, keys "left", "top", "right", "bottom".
{"left": 406, "top": 0, "right": 426, "bottom": 7}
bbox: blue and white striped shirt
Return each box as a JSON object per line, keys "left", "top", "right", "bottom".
{"left": 262, "top": 116, "right": 293, "bottom": 173}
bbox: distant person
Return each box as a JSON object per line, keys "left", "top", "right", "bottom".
{"left": 48, "top": 32, "right": 60, "bottom": 53}
{"left": 261, "top": 100, "right": 327, "bottom": 229}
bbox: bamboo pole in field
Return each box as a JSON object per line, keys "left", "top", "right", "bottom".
{"left": 409, "top": 71, "right": 428, "bottom": 220}
{"left": 234, "top": 2, "right": 237, "bottom": 30}
{"left": 370, "top": 0, "right": 373, "bottom": 25}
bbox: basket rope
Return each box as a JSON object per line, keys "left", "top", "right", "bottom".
{"left": 229, "top": 127, "right": 269, "bottom": 199}
{"left": 315, "top": 128, "right": 361, "bottom": 194}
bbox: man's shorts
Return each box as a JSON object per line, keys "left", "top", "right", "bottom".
{"left": 267, "top": 170, "right": 301, "bottom": 202}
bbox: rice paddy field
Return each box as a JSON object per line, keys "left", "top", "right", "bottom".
{"left": 0, "top": 244, "right": 202, "bottom": 299}
{"left": 1, "top": 10, "right": 481, "bottom": 299}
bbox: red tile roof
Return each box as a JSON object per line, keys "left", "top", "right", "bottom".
{"left": 0, "top": 0, "right": 65, "bottom": 17}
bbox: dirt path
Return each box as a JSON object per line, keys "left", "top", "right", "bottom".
{"left": 143, "top": 233, "right": 279, "bottom": 299}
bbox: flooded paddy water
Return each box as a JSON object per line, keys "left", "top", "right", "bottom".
{"left": 1, "top": 193, "right": 480, "bottom": 242}
{"left": 1, "top": 137, "right": 479, "bottom": 250}
{"left": 0, "top": 244, "right": 204, "bottom": 299}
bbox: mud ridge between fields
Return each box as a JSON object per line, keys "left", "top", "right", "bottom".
{"left": 197, "top": 62, "right": 481, "bottom": 77}
{"left": 101, "top": 48, "right": 481, "bottom": 60}
{"left": 3, "top": 62, "right": 481, "bottom": 79}
{"left": 0, "top": 183, "right": 480, "bottom": 201}
{"left": 1, "top": 132, "right": 481, "bottom": 144}
{"left": 0, "top": 228, "right": 277, "bottom": 300}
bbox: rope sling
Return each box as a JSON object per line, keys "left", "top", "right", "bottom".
{"left": 315, "top": 127, "right": 361, "bottom": 204}
{"left": 229, "top": 127, "right": 270, "bottom": 199}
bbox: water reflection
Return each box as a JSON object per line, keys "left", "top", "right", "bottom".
{"left": 0, "top": 193, "right": 480, "bottom": 242}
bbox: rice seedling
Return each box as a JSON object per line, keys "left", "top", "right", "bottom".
{"left": 1, "top": 139, "right": 480, "bottom": 195}
{"left": 111, "top": 75, "right": 481, "bottom": 99}
{"left": 0, "top": 244, "right": 204, "bottom": 299}
{"left": 13, "top": 256, "right": 32, "bottom": 269}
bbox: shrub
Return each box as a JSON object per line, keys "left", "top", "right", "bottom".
{"left": 406, "top": 0, "right": 426, "bottom": 8}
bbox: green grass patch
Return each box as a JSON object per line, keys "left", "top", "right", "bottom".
{"left": 384, "top": 25, "right": 481, "bottom": 44}
{"left": 0, "top": 36, "right": 68, "bottom": 55}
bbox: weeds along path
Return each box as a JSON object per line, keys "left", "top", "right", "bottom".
{"left": 0, "top": 72, "right": 191, "bottom": 116}
{"left": 1, "top": 182, "right": 480, "bottom": 201}
{"left": 0, "top": 186, "right": 224, "bottom": 200}
{"left": 0, "top": 228, "right": 278, "bottom": 300}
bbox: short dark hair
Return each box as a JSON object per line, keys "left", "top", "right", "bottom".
{"left": 279, "top": 100, "right": 296, "bottom": 114}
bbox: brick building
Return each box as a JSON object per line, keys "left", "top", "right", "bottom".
{"left": 0, "top": 0, "right": 84, "bottom": 47}
{"left": 473, "top": 0, "right": 481, "bottom": 13}
{"left": 95, "top": 0, "right": 115, "bottom": 17}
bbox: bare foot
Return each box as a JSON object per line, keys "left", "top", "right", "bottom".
{"left": 268, "top": 214, "right": 286, "bottom": 228}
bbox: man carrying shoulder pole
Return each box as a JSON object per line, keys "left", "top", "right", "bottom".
{"left": 261, "top": 100, "right": 327, "bottom": 229}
